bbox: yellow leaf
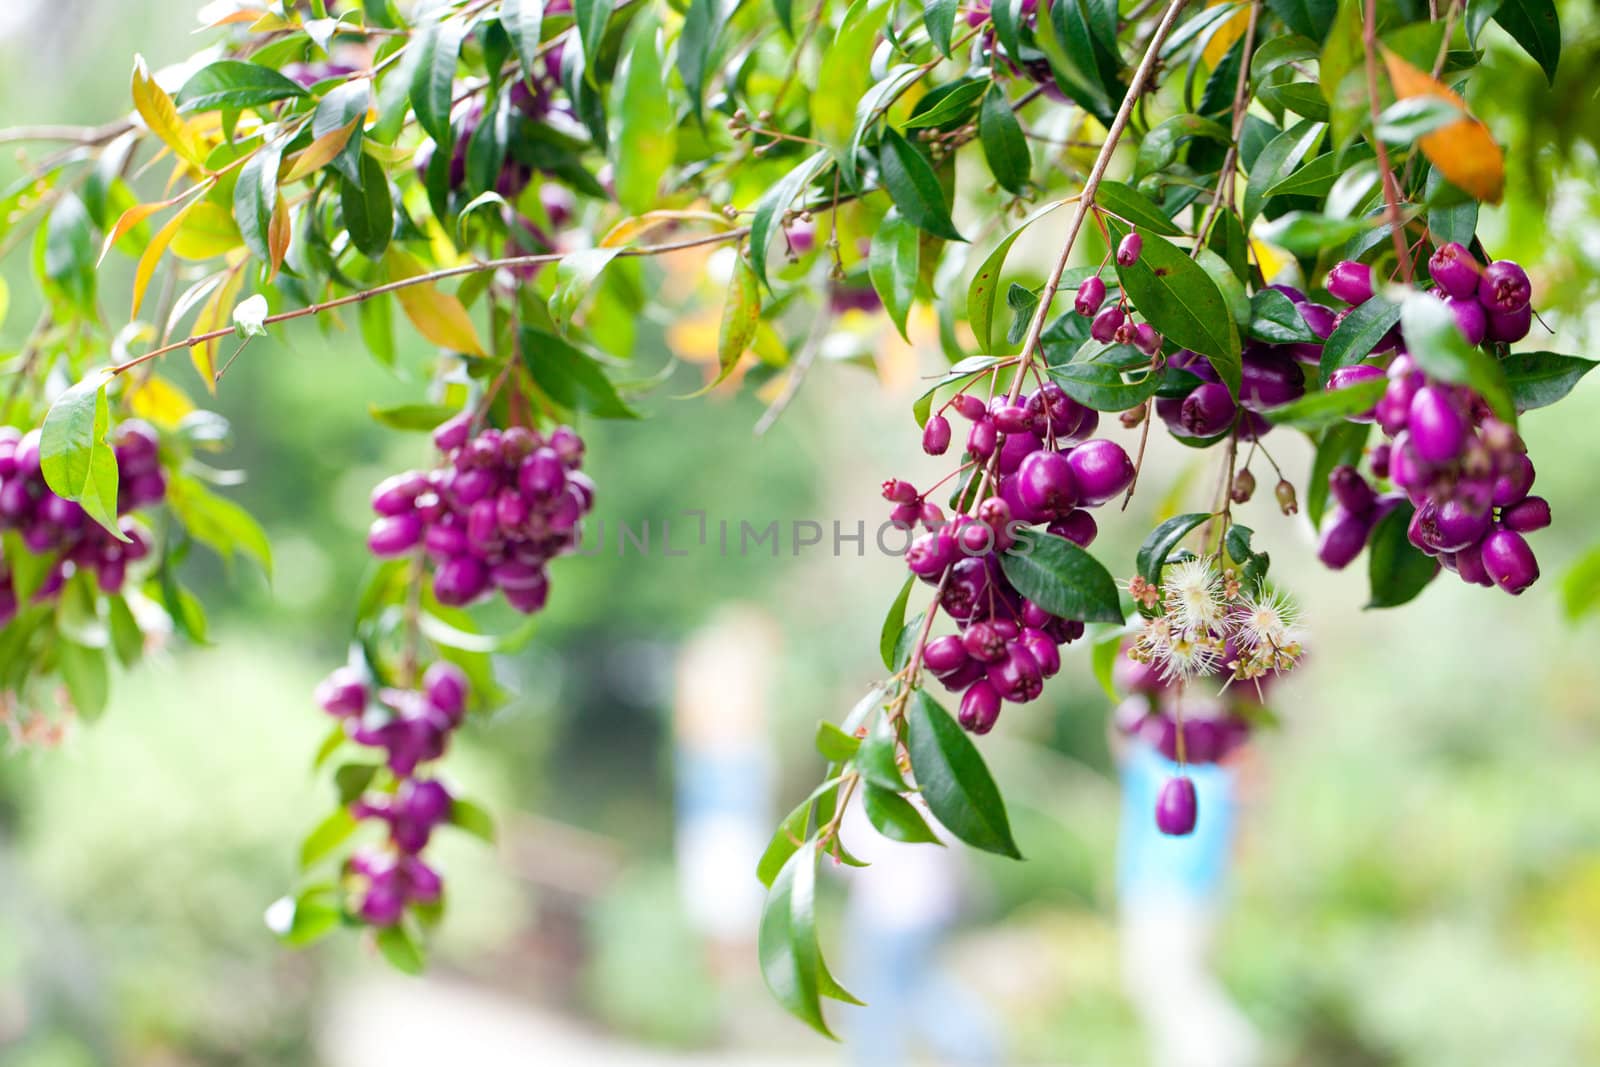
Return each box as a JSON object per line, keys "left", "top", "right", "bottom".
{"left": 131, "top": 55, "right": 208, "bottom": 171}
{"left": 281, "top": 116, "right": 361, "bottom": 184}
{"left": 170, "top": 199, "right": 242, "bottom": 261}
{"left": 1381, "top": 47, "right": 1504, "bottom": 204}
{"left": 1203, "top": 1, "right": 1251, "bottom": 69}
{"left": 127, "top": 374, "right": 195, "bottom": 428}
{"left": 599, "top": 210, "right": 730, "bottom": 248}
{"left": 384, "top": 251, "right": 486, "bottom": 356}
{"left": 267, "top": 193, "right": 292, "bottom": 279}
{"left": 132, "top": 198, "right": 201, "bottom": 318}
{"left": 201, "top": 7, "right": 269, "bottom": 29}
{"left": 192, "top": 266, "right": 245, "bottom": 392}
{"left": 99, "top": 183, "right": 209, "bottom": 267}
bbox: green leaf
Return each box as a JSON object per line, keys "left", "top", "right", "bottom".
{"left": 175, "top": 61, "right": 309, "bottom": 112}
{"left": 924, "top": 0, "right": 959, "bottom": 55}
{"left": 903, "top": 78, "right": 987, "bottom": 129}
{"left": 1375, "top": 95, "right": 1463, "bottom": 145}
{"left": 1264, "top": 143, "right": 1376, "bottom": 198}
{"left": 1263, "top": 376, "right": 1385, "bottom": 430}
{"left": 410, "top": 15, "right": 466, "bottom": 149}
{"left": 233, "top": 138, "right": 283, "bottom": 266}
{"left": 1490, "top": 0, "right": 1560, "bottom": 84}
{"left": 548, "top": 246, "right": 620, "bottom": 333}
{"left": 1001, "top": 528, "right": 1124, "bottom": 624}
{"left": 1425, "top": 167, "right": 1478, "bottom": 248}
{"left": 611, "top": 19, "right": 677, "bottom": 214}
{"left": 678, "top": 0, "right": 720, "bottom": 123}
{"left": 978, "top": 84, "right": 1031, "bottom": 195}
{"left": 748, "top": 149, "right": 828, "bottom": 287}
{"left": 1306, "top": 419, "right": 1370, "bottom": 529}
{"left": 1049, "top": 358, "right": 1165, "bottom": 412}
{"left": 1247, "top": 289, "right": 1318, "bottom": 344}
{"left": 1111, "top": 225, "right": 1241, "bottom": 395}
{"left": 1268, "top": 0, "right": 1335, "bottom": 39}
{"left": 299, "top": 806, "right": 358, "bottom": 868}
{"left": 812, "top": 0, "right": 891, "bottom": 151}
{"left": 698, "top": 254, "right": 761, "bottom": 392}
{"left": 502, "top": 0, "right": 546, "bottom": 79}
{"left": 57, "top": 640, "right": 109, "bottom": 721}
{"left": 1089, "top": 626, "right": 1123, "bottom": 702}
{"left": 572, "top": 0, "right": 614, "bottom": 87}
{"left": 759, "top": 843, "right": 836, "bottom": 1039}
{"left": 376, "top": 924, "right": 426, "bottom": 975}
{"left": 40, "top": 373, "right": 123, "bottom": 536}
{"left": 1258, "top": 211, "right": 1370, "bottom": 256}
{"left": 855, "top": 714, "right": 909, "bottom": 791}
{"left": 912, "top": 355, "right": 1005, "bottom": 426}
{"left": 1257, "top": 81, "right": 1331, "bottom": 121}
{"left": 448, "top": 798, "right": 497, "bottom": 843}
{"left": 1562, "top": 542, "right": 1600, "bottom": 622}
{"left": 863, "top": 784, "right": 942, "bottom": 844}
{"left": 966, "top": 200, "right": 1063, "bottom": 351}
{"left": 1366, "top": 502, "right": 1438, "bottom": 609}
{"left": 108, "top": 595, "right": 145, "bottom": 666}
{"left": 869, "top": 214, "right": 919, "bottom": 341}
{"left": 758, "top": 776, "right": 841, "bottom": 887}
{"left": 815, "top": 721, "right": 862, "bottom": 762}
{"left": 1136, "top": 512, "right": 1211, "bottom": 584}
{"left": 1319, "top": 295, "right": 1399, "bottom": 385}
{"left": 906, "top": 691, "right": 1021, "bottom": 858}
{"left": 877, "top": 129, "right": 963, "bottom": 242}
{"left": 1400, "top": 291, "right": 1515, "bottom": 423}
{"left": 1243, "top": 119, "right": 1325, "bottom": 225}
{"left": 43, "top": 193, "right": 95, "bottom": 311}
{"left": 267, "top": 888, "right": 342, "bottom": 947}
{"left": 1501, "top": 351, "right": 1598, "bottom": 411}
{"left": 880, "top": 574, "right": 915, "bottom": 670}
{"left": 1134, "top": 113, "right": 1231, "bottom": 181}
{"left": 166, "top": 474, "right": 273, "bottom": 578}
{"left": 341, "top": 150, "right": 393, "bottom": 258}
{"left": 1094, "top": 181, "right": 1182, "bottom": 236}
{"left": 368, "top": 402, "right": 461, "bottom": 431}
{"left": 519, "top": 326, "right": 640, "bottom": 418}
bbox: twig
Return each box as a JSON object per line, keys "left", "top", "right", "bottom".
{"left": 1364, "top": 0, "right": 1415, "bottom": 281}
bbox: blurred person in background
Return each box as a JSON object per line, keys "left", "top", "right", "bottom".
{"left": 673, "top": 607, "right": 780, "bottom": 978}
{"left": 840, "top": 797, "right": 1001, "bottom": 1067}
{"left": 1113, "top": 659, "right": 1262, "bottom": 1067}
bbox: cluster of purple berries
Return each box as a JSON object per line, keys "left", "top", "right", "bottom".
{"left": 0, "top": 423, "right": 161, "bottom": 624}
{"left": 900, "top": 381, "right": 1136, "bottom": 733}
{"left": 1317, "top": 251, "right": 1544, "bottom": 594}
{"left": 365, "top": 413, "right": 594, "bottom": 612}
{"left": 314, "top": 661, "right": 467, "bottom": 925}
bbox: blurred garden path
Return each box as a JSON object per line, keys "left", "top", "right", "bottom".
{"left": 322, "top": 976, "right": 834, "bottom": 1067}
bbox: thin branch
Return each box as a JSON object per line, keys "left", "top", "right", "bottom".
{"left": 1364, "top": 0, "right": 1415, "bottom": 282}
{"left": 1193, "top": 0, "right": 1261, "bottom": 248}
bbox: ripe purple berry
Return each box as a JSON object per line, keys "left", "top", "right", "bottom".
{"left": 924, "top": 634, "right": 970, "bottom": 674}
{"left": 922, "top": 413, "right": 953, "bottom": 455}
{"left": 1091, "top": 305, "right": 1126, "bottom": 343}
{"left": 1132, "top": 323, "right": 1162, "bottom": 356}
{"left": 959, "top": 680, "right": 1002, "bottom": 734}
{"left": 1501, "top": 495, "right": 1550, "bottom": 533}
{"left": 986, "top": 643, "right": 1043, "bottom": 703}
{"left": 1074, "top": 275, "right": 1107, "bottom": 316}
{"left": 1480, "top": 526, "right": 1539, "bottom": 594}
{"left": 433, "top": 411, "right": 473, "bottom": 453}
{"left": 1116, "top": 233, "right": 1143, "bottom": 266}
{"left": 1407, "top": 386, "right": 1467, "bottom": 464}
{"left": 1016, "top": 450, "right": 1078, "bottom": 517}
{"left": 316, "top": 667, "right": 369, "bottom": 717}
{"left": 1179, "top": 382, "right": 1237, "bottom": 437}
{"left": 1492, "top": 452, "right": 1535, "bottom": 507}
{"left": 1485, "top": 304, "right": 1532, "bottom": 344}
{"left": 1316, "top": 508, "right": 1372, "bottom": 570}
{"left": 423, "top": 661, "right": 469, "bottom": 718}
{"left": 967, "top": 418, "right": 998, "bottom": 460}
{"left": 1155, "top": 776, "right": 1198, "bottom": 836}
{"left": 1477, "top": 260, "right": 1531, "bottom": 314}
{"left": 1326, "top": 260, "right": 1375, "bottom": 305}
{"left": 1048, "top": 508, "right": 1097, "bottom": 547}
{"left": 1428, "top": 242, "right": 1480, "bottom": 299}
{"left": 1065, "top": 439, "right": 1135, "bottom": 506}
{"left": 368, "top": 514, "right": 424, "bottom": 556}
{"left": 1445, "top": 295, "right": 1487, "bottom": 346}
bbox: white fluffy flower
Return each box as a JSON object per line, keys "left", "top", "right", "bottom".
{"left": 1163, "top": 557, "right": 1227, "bottom": 636}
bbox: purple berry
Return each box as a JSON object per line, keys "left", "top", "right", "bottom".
{"left": 433, "top": 554, "right": 490, "bottom": 606}
{"left": 923, "top": 414, "right": 952, "bottom": 455}
{"left": 368, "top": 514, "right": 423, "bottom": 556}
{"left": 359, "top": 878, "right": 406, "bottom": 926}
{"left": 986, "top": 643, "right": 1043, "bottom": 704}
{"left": 1317, "top": 508, "right": 1372, "bottom": 570}
{"left": 967, "top": 418, "right": 998, "bottom": 461}
{"left": 1091, "top": 305, "right": 1126, "bottom": 343}
{"left": 959, "top": 680, "right": 1002, "bottom": 734}
{"left": 1155, "top": 776, "right": 1198, "bottom": 836}
{"left": 997, "top": 430, "right": 1043, "bottom": 476}
{"left": 1445, "top": 295, "right": 1487, "bottom": 345}
{"left": 907, "top": 529, "right": 958, "bottom": 577}
{"left": 1297, "top": 301, "right": 1337, "bottom": 339}
{"left": 1492, "top": 452, "right": 1535, "bottom": 507}
{"left": 1477, "top": 260, "right": 1531, "bottom": 314}
{"left": 961, "top": 621, "right": 1008, "bottom": 664}
{"left": 1116, "top": 233, "right": 1143, "bottom": 266}
{"left": 1016, "top": 450, "right": 1078, "bottom": 517}
{"left": 1407, "top": 386, "right": 1467, "bottom": 464}
{"left": 1501, "top": 495, "right": 1550, "bottom": 533}
{"left": 1132, "top": 323, "right": 1162, "bottom": 355}
{"left": 1020, "top": 628, "right": 1060, "bottom": 677}
{"left": 433, "top": 411, "right": 472, "bottom": 453}
{"left": 1480, "top": 526, "right": 1538, "bottom": 594}
{"left": 316, "top": 667, "right": 369, "bottom": 717}
{"left": 951, "top": 394, "right": 988, "bottom": 420}
{"left": 1065, "top": 439, "right": 1135, "bottom": 506}
{"left": 1484, "top": 304, "right": 1532, "bottom": 344}
{"left": 924, "top": 634, "right": 970, "bottom": 674}
{"left": 1048, "top": 508, "right": 1097, "bottom": 547}
{"left": 1239, "top": 350, "right": 1305, "bottom": 410}
{"left": 1074, "top": 276, "right": 1107, "bottom": 316}
{"left": 1429, "top": 242, "right": 1480, "bottom": 298}
{"left": 423, "top": 661, "right": 469, "bottom": 718}
{"left": 1179, "top": 382, "right": 1237, "bottom": 437}
{"left": 1329, "top": 465, "right": 1376, "bottom": 515}
{"left": 1327, "top": 260, "right": 1375, "bottom": 305}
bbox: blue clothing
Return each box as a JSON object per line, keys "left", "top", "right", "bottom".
{"left": 1117, "top": 742, "right": 1238, "bottom": 906}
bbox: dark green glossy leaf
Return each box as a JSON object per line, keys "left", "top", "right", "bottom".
{"left": 1049, "top": 358, "right": 1164, "bottom": 412}
{"left": 175, "top": 61, "right": 309, "bottom": 112}
{"left": 1490, "top": 0, "right": 1560, "bottom": 84}
{"left": 678, "top": 0, "right": 720, "bottom": 123}
{"left": 1501, "top": 351, "right": 1598, "bottom": 411}
{"left": 1257, "top": 81, "right": 1331, "bottom": 121}
{"left": 519, "top": 327, "right": 641, "bottom": 418}
{"left": 978, "top": 84, "right": 1030, "bottom": 194}
{"left": 878, "top": 129, "right": 963, "bottom": 242}
{"left": 1001, "top": 528, "right": 1124, "bottom": 624}
{"left": 855, "top": 714, "right": 908, "bottom": 791}
{"left": 40, "top": 374, "right": 121, "bottom": 536}
{"left": 1263, "top": 376, "right": 1385, "bottom": 430}
{"left": 410, "top": 15, "right": 466, "bottom": 149}
{"left": 1319, "top": 294, "right": 1399, "bottom": 385}
{"left": 759, "top": 843, "right": 835, "bottom": 1038}
{"left": 912, "top": 355, "right": 1004, "bottom": 426}
{"left": 869, "top": 213, "right": 920, "bottom": 340}
{"left": 502, "top": 0, "right": 545, "bottom": 78}
{"left": 1367, "top": 502, "right": 1439, "bottom": 609}
{"left": 924, "top": 0, "right": 959, "bottom": 55}
{"left": 1268, "top": 0, "right": 1335, "bottom": 39}
{"left": 904, "top": 78, "right": 986, "bottom": 128}
{"left": 967, "top": 200, "right": 1062, "bottom": 350}
{"left": 1258, "top": 211, "right": 1369, "bottom": 256}
{"left": 1247, "top": 289, "right": 1318, "bottom": 344}
{"left": 1136, "top": 512, "right": 1211, "bottom": 584}
{"left": 1111, "top": 225, "right": 1242, "bottom": 395}
{"left": 341, "top": 150, "right": 393, "bottom": 258}
{"left": 1307, "top": 419, "right": 1370, "bottom": 529}
{"left": 906, "top": 692, "right": 1021, "bottom": 858}
{"left": 864, "top": 784, "right": 942, "bottom": 844}
{"left": 233, "top": 138, "right": 283, "bottom": 264}
{"left": 1095, "top": 181, "right": 1183, "bottom": 236}
{"left": 1243, "top": 119, "right": 1325, "bottom": 224}
{"left": 880, "top": 573, "right": 915, "bottom": 670}
{"left": 573, "top": 0, "right": 614, "bottom": 86}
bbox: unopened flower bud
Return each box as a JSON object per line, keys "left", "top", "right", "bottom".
{"left": 1274, "top": 478, "right": 1298, "bottom": 515}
